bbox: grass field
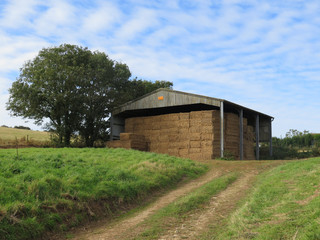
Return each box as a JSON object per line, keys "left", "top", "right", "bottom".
{"left": 0, "top": 148, "right": 207, "bottom": 240}
{"left": 0, "top": 127, "right": 50, "bottom": 147}
{"left": 202, "top": 158, "right": 320, "bottom": 239}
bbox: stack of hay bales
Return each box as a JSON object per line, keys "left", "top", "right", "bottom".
{"left": 244, "top": 125, "right": 255, "bottom": 159}
{"left": 110, "top": 110, "right": 255, "bottom": 160}
{"left": 124, "top": 110, "right": 221, "bottom": 160}
{"left": 106, "top": 133, "right": 147, "bottom": 151}
{"left": 224, "top": 113, "right": 255, "bottom": 159}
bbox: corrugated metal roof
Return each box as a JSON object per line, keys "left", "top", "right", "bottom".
{"left": 113, "top": 88, "right": 273, "bottom": 119}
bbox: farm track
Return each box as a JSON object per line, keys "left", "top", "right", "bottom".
{"left": 69, "top": 160, "right": 284, "bottom": 240}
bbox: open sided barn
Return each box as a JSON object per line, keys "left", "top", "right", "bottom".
{"left": 107, "top": 89, "right": 273, "bottom": 160}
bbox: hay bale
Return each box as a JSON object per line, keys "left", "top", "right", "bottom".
{"left": 201, "top": 133, "right": 213, "bottom": 141}
{"left": 189, "top": 133, "right": 201, "bottom": 141}
{"left": 179, "top": 112, "right": 190, "bottom": 120}
{"left": 190, "top": 140, "right": 201, "bottom": 148}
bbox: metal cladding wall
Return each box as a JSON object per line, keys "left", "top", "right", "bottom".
{"left": 108, "top": 110, "right": 256, "bottom": 160}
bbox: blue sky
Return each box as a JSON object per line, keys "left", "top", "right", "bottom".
{"left": 1, "top": 0, "right": 320, "bottom": 137}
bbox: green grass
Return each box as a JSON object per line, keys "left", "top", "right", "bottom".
{"left": 133, "top": 173, "right": 239, "bottom": 240}
{"left": 206, "top": 158, "right": 320, "bottom": 240}
{"left": 0, "top": 148, "right": 207, "bottom": 240}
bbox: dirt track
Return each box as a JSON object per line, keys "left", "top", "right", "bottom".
{"left": 69, "top": 160, "right": 284, "bottom": 240}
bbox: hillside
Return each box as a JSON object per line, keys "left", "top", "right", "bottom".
{"left": 0, "top": 148, "right": 207, "bottom": 240}
{"left": 0, "top": 127, "right": 50, "bottom": 147}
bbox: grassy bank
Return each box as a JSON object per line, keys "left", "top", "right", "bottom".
{"left": 0, "top": 148, "right": 207, "bottom": 240}
{"left": 134, "top": 173, "right": 238, "bottom": 240}
{"left": 207, "top": 158, "right": 320, "bottom": 240}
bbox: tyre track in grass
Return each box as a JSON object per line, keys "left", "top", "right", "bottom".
{"left": 71, "top": 166, "right": 225, "bottom": 240}
{"left": 70, "top": 160, "right": 284, "bottom": 240}
{"left": 158, "top": 170, "right": 258, "bottom": 240}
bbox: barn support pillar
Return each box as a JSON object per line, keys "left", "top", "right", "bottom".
{"left": 269, "top": 118, "right": 273, "bottom": 157}
{"left": 256, "top": 114, "right": 260, "bottom": 160}
{"left": 239, "top": 109, "right": 244, "bottom": 160}
{"left": 220, "top": 101, "right": 224, "bottom": 158}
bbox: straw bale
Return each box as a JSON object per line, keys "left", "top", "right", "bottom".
{"left": 201, "top": 110, "right": 214, "bottom": 119}
{"left": 225, "top": 131, "right": 239, "bottom": 137}
{"left": 189, "top": 119, "right": 201, "bottom": 127}
{"left": 179, "top": 120, "right": 189, "bottom": 129}
{"left": 165, "top": 113, "right": 180, "bottom": 121}
{"left": 169, "top": 141, "right": 180, "bottom": 149}
{"left": 120, "top": 133, "right": 145, "bottom": 141}
{"left": 179, "top": 148, "right": 189, "bottom": 156}
{"left": 159, "top": 134, "right": 169, "bottom": 142}
{"left": 201, "top": 140, "right": 213, "bottom": 148}
{"left": 125, "top": 124, "right": 134, "bottom": 132}
{"left": 163, "top": 128, "right": 179, "bottom": 135}
{"left": 189, "top": 126, "right": 200, "bottom": 133}
{"left": 190, "top": 140, "right": 201, "bottom": 148}
{"left": 149, "top": 144, "right": 159, "bottom": 152}
{"left": 201, "top": 126, "right": 213, "bottom": 133}
{"left": 226, "top": 113, "right": 238, "bottom": 120}
{"left": 168, "top": 148, "right": 179, "bottom": 156}
{"left": 143, "top": 123, "right": 154, "bottom": 130}
{"left": 158, "top": 141, "right": 169, "bottom": 148}
{"left": 212, "top": 110, "right": 220, "bottom": 117}
{"left": 189, "top": 133, "right": 201, "bottom": 141}
{"left": 160, "top": 121, "right": 172, "bottom": 129}
{"left": 143, "top": 130, "right": 154, "bottom": 137}
{"left": 134, "top": 124, "right": 146, "bottom": 131}
{"left": 179, "top": 112, "right": 190, "bottom": 120}
{"left": 188, "top": 153, "right": 202, "bottom": 160}
{"left": 201, "top": 133, "right": 213, "bottom": 141}
{"left": 179, "top": 131, "right": 190, "bottom": 138}
{"left": 226, "top": 135, "right": 240, "bottom": 143}
{"left": 190, "top": 111, "right": 202, "bottom": 119}
{"left": 106, "top": 140, "right": 122, "bottom": 148}
{"left": 119, "top": 140, "right": 131, "bottom": 149}
{"left": 202, "top": 153, "right": 213, "bottom": 160}
{"left": 177, "top": 140, "right": 190, "bottom": 148}
{"left": 152, "top": 122, "right": 161, "bottom": 130}
{"left": 157, "top": 148, "right": 168, "bottom": 154}
{"left": 201, "top": 145, "right": 214, "bottom": 152}
{"left": 168, "top": 134, "right": 180, "bottom": 142}
{"left": 201, "top": 118, "right": 213, "bottom": 125}
{"left": 179, "top": 128, "right": 189, "bottom": 135}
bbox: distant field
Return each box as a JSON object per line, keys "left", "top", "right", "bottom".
{"left": 0, "top": 127, "right": 50, "bottom": 147}
{"left": 0, "top": 148, "right": 207, "bottom": 240}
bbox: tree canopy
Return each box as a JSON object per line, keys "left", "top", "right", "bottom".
{"left": 7, "top": 44, "right": 173, "bottom": 146}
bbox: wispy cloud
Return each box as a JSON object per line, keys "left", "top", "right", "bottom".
{"left": 0, "top": 0, "right": 320, "bottom": 135}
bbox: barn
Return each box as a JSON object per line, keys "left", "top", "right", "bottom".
{"left": 107, "top": 88, "right": 273, "bottom": 160}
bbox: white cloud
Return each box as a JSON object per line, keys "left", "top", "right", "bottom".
{"left": 81, "top": 1, "right": 122, "bottom": 34}
{"left": 0, "top": 0, "right": 40, "bottom": 29}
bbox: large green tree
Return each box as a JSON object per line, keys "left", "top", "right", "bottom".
{"left": 7, "top": 44, "right": 173, "bottom": 146}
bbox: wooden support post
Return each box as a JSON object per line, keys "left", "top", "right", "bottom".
{"left": 256, "top": 114, "right": 260, "bottom": 160}
{"left": 239, "top": 109, "right": 244, "bottom": 160}
{"left": 220, "top": 101, "right": 224, "bottom": 158}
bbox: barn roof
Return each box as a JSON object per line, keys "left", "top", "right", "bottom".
{"left": 113, "top": 88, "right": 273, "bottom": 120}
